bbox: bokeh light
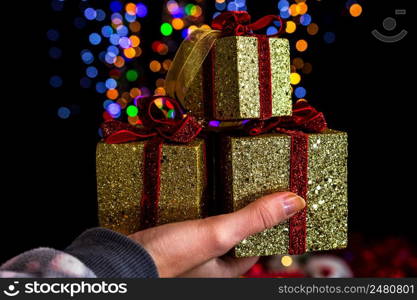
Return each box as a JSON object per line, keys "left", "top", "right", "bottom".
{"left": 50, "top": 75, "right": 63, "bottom": 88}
{"left": 296, "top": 39, "right": 308, "bottom": 52}
{"left": 161, "top": 23, "right": 173, "bottom": 36}
{"left": 323, "top": 31, "right": 336, "bottom": 44}
{"left": 349, "top": 3, "right": 362, "bottom": 17}
{"left": 89, "top": 33, "right": 101, "bottom": 45}
{"left": 290, "top": 73, "right": 301, "bottom": 85}
{"left": 57, "top": 107, "right": 71, "bottom": 119}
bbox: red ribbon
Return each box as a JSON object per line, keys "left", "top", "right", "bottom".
{"left": 208, "top": 11, "right": 284, "bottom": 120}
{"left": 101, "top": 96, "right": 202, "bottom": 229}
{"left": 245, "top": 101, "right": 328, "bottom": 254}
{"left": 212, "top": 11, "right": 284, "bottom": 37}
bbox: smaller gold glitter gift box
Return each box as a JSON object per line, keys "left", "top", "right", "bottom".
{"left": 183, "top": 36, "right": 292, "bottom": 120}
{"left": 220, "top": 129, "right": 348, "bottom": 257}
{"left": 96, "top": 139, "right": 208, "bottom": 235}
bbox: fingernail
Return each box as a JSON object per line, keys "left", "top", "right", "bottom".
{"left": 282, "top": 195, "right": 306, "bottom": 217}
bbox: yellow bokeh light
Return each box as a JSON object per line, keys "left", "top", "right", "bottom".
{"left": 281, "top": 256, "right": 293, "bottom": 267}
{"left": 200, "top": 24, "right": 211, "bottom": 30}
{"left": 216, "top": 0, "right": 225, "bottom": 3}
{"left": 286, "top": 21, "right": 297, "bottom": 34}
{"left": 154, "top": 87, "right": 166, "bottom": 96}
{"left": 172, "top": 18, "right": 184, "bottom": 30}
{"left": 289, "top": 4, "right": 298, "bottom": 16}
{"left": 124, "top": 47, "right": 136, "bottom": 59}
{"left": 191, "top": 5, "right": 203, "bottom": 17}
{"left": 307, "top": 23, "right": 319, "bottom": 35}
{"left": 290, "top": 73, "right": 301, "bottom": 85}
{"left": 125, "top": 3, "right": 137, "bottom": 15}
{"left": 188, "top": 25, "right": 198, "bottom": 34}
{"left": 296, "top": 39, "right": 308, "bottom": 52}
{"left": 130, "top": 35, "right": 140, "bottom": 47}
{"left": 150, "top": 60, "right": 161, "bottom": 72}
{"left": 296, "top": 2, "right": 308, "bottom": 15}
{"left": 349, "top": 4, "right": 362, "bottom": 17}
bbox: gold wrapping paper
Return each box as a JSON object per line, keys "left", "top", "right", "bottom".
{"left": 183, "top": 36, "right": 292, "bottom": 120}
{"left": 96, "top": 139, "right": 207, "bottom": 235}
{"left": 221, "top": 129, "right": 348, "bottom": 257}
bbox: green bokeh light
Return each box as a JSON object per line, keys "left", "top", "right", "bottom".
{"left": 185, "top": 4, "right": 194, "bottom": 16}
{"left": 160, "top": 23, "right": 173, "bottom": 36}
{"left": 126, "top": 105, "right": 139, "bottom": 117}
{"left": 126, "top": 70, "right": 138, "bottom": 82}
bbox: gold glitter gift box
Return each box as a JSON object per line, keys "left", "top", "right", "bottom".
{"left": 182, "top": 36, "right": 292, "bottom": 120}
{"left": 220, "top": 129, "right": 348, "bottom": 257}
{"left": 96, "top": 139, "right": 207, "bottom": 235}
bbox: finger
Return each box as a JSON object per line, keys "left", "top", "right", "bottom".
{"left": 130, "top": 192, "right": 304, "bottom": 277}
{"left": 180, "top": 256, "right": 259, "bottom": 278}
{"left": 202, "top": 192, "right": 305, "bottom": 256}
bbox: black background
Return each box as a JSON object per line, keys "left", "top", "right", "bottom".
{"left": 1, "top": 0, "right": 414, "bottom": 264}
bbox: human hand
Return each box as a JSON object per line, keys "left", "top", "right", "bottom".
{"left": 128, "top": 192, "right": 305, "bottom": 277}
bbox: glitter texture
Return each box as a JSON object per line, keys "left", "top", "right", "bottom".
{"left": 270, "top": 38, "right": 292, "bottom": 117}
{"left": 184, "top": 36, "right": 292, "bottom": 120}
{"left": 96, "top": 139, "right": 207, "bottom": 235}
{"left": 221, "top": 129, "right": 348, "bottom": 257}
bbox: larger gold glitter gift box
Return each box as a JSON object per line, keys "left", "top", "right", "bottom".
{"left": 96, "top": 139, "right": 207, "bottom": 235}
{"left": 182, "top": 36, "right": 292, "bottom": 120}
{"left": 220, "top": 129, "right": 348, "bottom": 257}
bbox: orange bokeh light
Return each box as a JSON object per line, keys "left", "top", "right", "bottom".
{"left": 349, "top": 4, "right": 363, "bottom": 17}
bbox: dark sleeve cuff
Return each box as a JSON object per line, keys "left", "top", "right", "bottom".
{"left": 65, "top": 228, "right": 159, "bottom": 278}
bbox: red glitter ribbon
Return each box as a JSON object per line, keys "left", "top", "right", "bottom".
{"left": 245, "top": 100, "right": 327, "bottom": 254}
{"left": 101, "top": 96, "right": 202, "bottom": 229}
{"left": 208, "top": 11, "right": 284, "bottom": 120}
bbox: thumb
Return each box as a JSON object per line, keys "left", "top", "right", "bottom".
{"left": 130, "top": 191, "right": 305, "bottom": 277}
{"left": 203, "top": 192, "right": 306, "bottom": 257}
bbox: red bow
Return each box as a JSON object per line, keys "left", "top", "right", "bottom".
{"left": 245, "top": 101, "right": 328, "bottom": 135}
{"left": 212, "top": 11, "right": 284, "bottom": 37}
{"left": 101, "top": 96, "right": 202, "bottom": 144}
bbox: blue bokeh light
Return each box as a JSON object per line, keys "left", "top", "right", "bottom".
{"left": 110, "top": 1, "right": 123, "bottom": 12}
{"left": 81, "top": 49, "right": 94, "bottom": 64}
{"left": 324, "top": 32, "right": 336, "bottom": 44}
{"left": 50, "top": 75, "right": 63, "bottom": 88}
{"left": 300, "top": 14, "right": 312, "bottom": 26}
{"left": 295, "top": 87, "right": 307, "bottom": 98}
{"left": 46, "top": 29, "right": 60, "bottom": 41}
{"left": 96, "top": 9, "right": 106, "bottom": 21}
{"left": 136, "top": 3, "right": 148, "bottom": 18}
{"left": 57, "top": 107, "right": 71, "bottom": 119}
{"left": 116, "top": 25, "right": 129, "bottom": 37}
{"left": 267, "top": 26, "right": 278, "bottom": 36}
{"left": 84, "top": 8, "right": 97, "bottom": 20}
{"left": 86, "top": 66, "right": 98, "bottom": 78}
{"left": 96, "top": 82, "right": 107, "bottom": 93}
{"left": 109, "top": 34, "right": 121, "bottom": 45}
{"left": 89, "top": 33, "right": 102, "bottom": 45}
{"left": 101, "top": 26, "right": 113, "bottom": 38}
{"left": 105, "top": 78, "right": 118, "bottom": 89}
